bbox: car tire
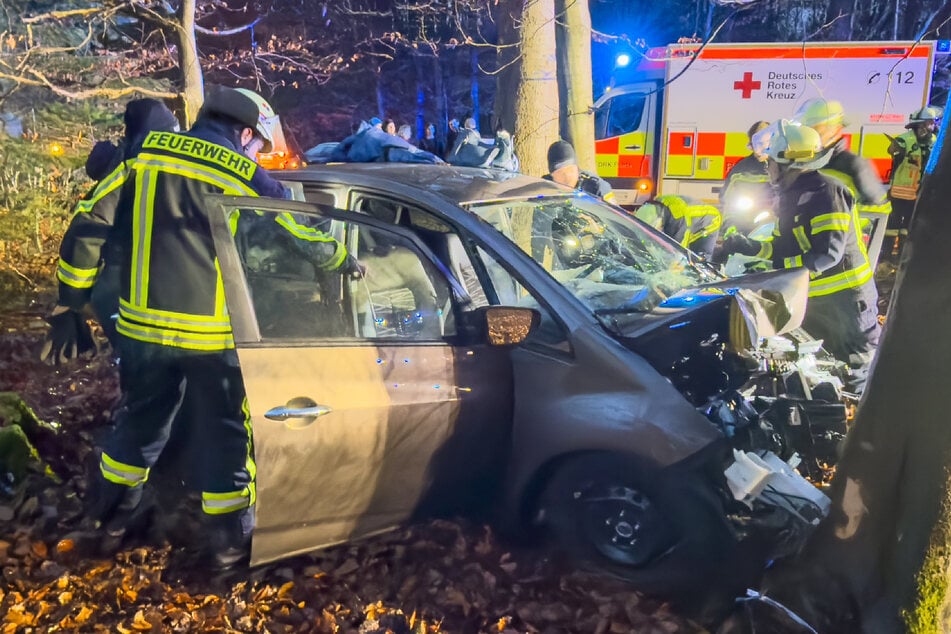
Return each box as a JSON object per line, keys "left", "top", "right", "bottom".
{"left": 538, "top": 452, "right": 736, "bottom": 597}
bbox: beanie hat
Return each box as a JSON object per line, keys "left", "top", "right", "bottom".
{"left": 369, "top": 117, "right": 382, "bottom": 126}
{"left": 547, "top": 140, "right": 577, "bottom": 172}
{"left": 85, "top": 140, "right": 119, "bottom": 181}
{"left": 123, "top": 99, "right": 179, "bottom": 144}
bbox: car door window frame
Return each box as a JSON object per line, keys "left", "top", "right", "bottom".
{"left": 344, "top": 190, "right": 573, "bottom": 353}
{"left": 207, "top": 195, "right": 470, "bottom": 346}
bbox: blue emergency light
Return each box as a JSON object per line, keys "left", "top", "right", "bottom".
{"left": 938, "top": 40, "right": 950, "bottom": 54}
{"left": 615, "top": 53, "right": 632, "bottom": 68}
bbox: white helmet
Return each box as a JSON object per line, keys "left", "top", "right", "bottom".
{"left": 202, "top": 86, "right": 277, "bottom": 153}
{"left": 762, "top": 119, "right": 827, "bottom": 170}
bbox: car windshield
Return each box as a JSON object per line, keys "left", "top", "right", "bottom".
{"left": 466, "top": 193, "right": 721, "bottom": 328}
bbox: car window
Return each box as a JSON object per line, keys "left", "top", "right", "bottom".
{"left": 230, "top": 207, "right": 455, "bottom": 342}
{"left": 606, "top": 93, "right": 646, "bottom": 138}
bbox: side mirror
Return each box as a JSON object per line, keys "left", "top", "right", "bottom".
{"left": 482, "top": 306, "right": 540, "bottom": 347}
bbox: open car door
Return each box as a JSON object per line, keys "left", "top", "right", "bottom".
{"left": 206, "top": 196, "right": 514, "bottom": 565}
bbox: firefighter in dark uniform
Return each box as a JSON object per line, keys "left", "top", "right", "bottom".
{"left": 887, "top": 105, "right": 942, "bottom": 255}
{"left": 719, "top": 120, "right": 775, "bottom": 232}
{"left": 794, "top": 98, "right": 892, "bottom": 268}
{"left": 722, "top": 120, "right": 880, "bottom": 394}
{"left": 52, "top": 87, "right": 357, "bottom": 567}
{"left": 544, "top": 140, "right": 616, "bottom": 203}
{"left": 40, "top": 99, "right": 181, "bottom": 361}
{"left": 635, "top": 194, "right": 722, "bottom": 260}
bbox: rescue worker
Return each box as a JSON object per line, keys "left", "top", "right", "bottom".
{"left": 887, "top": 105, "right": 942, "bottom": 254}
{"left": 793, "top": 98, "right": 892, "bottom": 267}
{"left": 41, "top": 99, "right": 180, "bottom": 360}
{"left": 544, "top": 140, "right": 616, "bottom": 203}
{"left": 721, "top": 120, "right": 880, "bottom": 394}
{"left": 54, "top": 87, "right": 357, "bottom": 568}
{"left": 719, "top": 120, "right": 775, "bottom": 232}
{"left": 635, "top": 194, "right": 722, "bottom": 260}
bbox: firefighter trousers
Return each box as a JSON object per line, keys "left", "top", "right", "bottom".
{"left": 802, "top": 281, "right": 881, "bottom": 394}
{"left": 91, "top": 338, "right": 255, "bottom": 546}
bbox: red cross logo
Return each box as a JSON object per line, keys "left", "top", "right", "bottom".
{"left": 733, "top": 72, "right": 761, "bottom": 99}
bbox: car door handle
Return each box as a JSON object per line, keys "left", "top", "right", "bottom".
{"left": 625, "top": 144, "right": 641, "bottom": 150}
{"left": 264, "top": 403, "right": 333, "bottom": 420}
{"left": 265, "top": 404, "right": 333, "bottom": 421}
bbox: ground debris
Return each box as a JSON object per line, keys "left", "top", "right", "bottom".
{"left": 0, "top": 311, "right": 708, "bottom": 633}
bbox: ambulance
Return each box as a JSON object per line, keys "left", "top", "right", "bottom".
{"left": 594, "top": 41, "right": 938, "bottom": 208}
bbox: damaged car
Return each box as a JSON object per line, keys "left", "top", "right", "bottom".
{"left": 204, "top": 164, "right": 850, "bottom": 595}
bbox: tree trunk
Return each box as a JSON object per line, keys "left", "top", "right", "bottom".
{"left": 177, "top": 0, "right": 204, "bottom": 126}
{"left": 493, "top": 0, "right": 521, "bottom": 135}
{"left": 509, "top": 0, "right": 560, "bottom": 176}
{"left": 754, "top": 112, "right": 951, "bottom": 634}
{"left": 556, "top": 0, "right": 595, "bottom": 172}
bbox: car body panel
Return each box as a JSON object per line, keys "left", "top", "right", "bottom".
{"left": 204, "top": 165, "right": 790, "bottom": 565}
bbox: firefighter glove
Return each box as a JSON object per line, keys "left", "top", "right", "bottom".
{"left": 39, "top": 307, "right": 96, "bottom": 366}
{"left": 342, "top": 254, "right": 367, "bottom": 279}
{"left": 721, "top": 233, "right": 760, "bottom": 257}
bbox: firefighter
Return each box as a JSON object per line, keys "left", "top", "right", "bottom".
{"left": 721, "top": 120, "right": 880, "bottom": 394}
{"left": 544, "top": 140, "right": 616, "bottom": 203}
{"left": 635, "top": 194, "right": 722, "bottom": 260}
{"left": 54, "top": 87, "right": 357, "bottom": 568}
{"left": 40, "top": 99, "right": 181, "bottom": 362}
{"left": 719, "top": 120, "right": 775, "bottom": 231}
{"left": 793, "top": 98, "right": 892, "bottom": 268}
{"left": 887, "top": 105, "right": 942, "bottom": 253}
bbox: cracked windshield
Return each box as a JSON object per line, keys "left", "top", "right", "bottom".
{"left": 468, "top": 195, "right": 720, "bottom": 324}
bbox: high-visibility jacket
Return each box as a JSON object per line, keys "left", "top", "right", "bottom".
{"left": 889, "top": 130, "right": 935, "bottom": 201}
{"left": 57, "top": 125, "right": 347, "bottom": 351}
{"left": 755, "top": 170, "right": 872, "bottom": 298}
{"left": 719, "top": 154, "right": 776, "bottom": 214}
{"left": 649, "top": 196, "right": 722, "bottom": 250}
{"left": 821, "top": 139, "right": 891, "bottom": 218}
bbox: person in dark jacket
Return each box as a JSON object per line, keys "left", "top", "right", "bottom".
{"left": 419, "top": 123, "right": 441, "bottom": 156}
{"left": 794, "top": 98, "right": 892, "bottom": 267}
{"left": 41, "top": 99, "right": 180, "bottom": 358}
{"left": 54, "top": 87, "right": 359, "bottom": 568}
{"left": 721, "top": 120, "right": 879, "bottom": 393}
{"left": 719, "top": 120, "right": 775, "bottom": 232}
{"left": 543, "top": 140, "right": 616, "bottom": 203}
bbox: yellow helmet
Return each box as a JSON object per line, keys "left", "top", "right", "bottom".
{"left": 765, "top": 120, "right": 824, "bottom": 167}
{"left": 793, "top": 98, "right": 846, "bottom": 128}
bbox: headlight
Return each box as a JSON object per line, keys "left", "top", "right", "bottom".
{"left": 733, "top": 195, "right": 754, "bottom": 212}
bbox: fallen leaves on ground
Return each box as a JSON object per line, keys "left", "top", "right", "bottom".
{"left": 0, "top": 309, "right": 707, "bottom": 633}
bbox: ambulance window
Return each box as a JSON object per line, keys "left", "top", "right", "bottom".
{"left": 606, "top": 93, "right": 646, "bottom": 138}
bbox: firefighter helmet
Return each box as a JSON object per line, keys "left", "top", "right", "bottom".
{"left": 906, "top": 106, "right": 943, "bottom": 128}
{"left": 793, "top": 98, "right": 847, "bottom": 128}
{"left": 201, "top": 87, "right": 277, "bottom": 153}
{"left": 764, "top": 120, "right": 824, "bottom": 168}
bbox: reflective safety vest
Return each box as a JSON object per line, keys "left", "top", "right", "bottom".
{"left": 889, "top": 131, "right": 933, "bottom": 201}
{"left": 59, "top": 128, "right": 347, "bottom": 352}
{"left": 755, "top": 171, "right": 872, "bottom": 298}
{"left": 719, "top": 154, "right": 776, "bottom": 214}
{"left": 821, "top": 141, "right": 891, "bottom": 219}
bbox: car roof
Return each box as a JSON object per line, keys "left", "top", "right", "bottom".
{"left": 273, "top": 163, "right": 569, "bottom": 206}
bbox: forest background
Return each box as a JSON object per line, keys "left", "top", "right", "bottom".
{"left": 1, "top": 0, "right": 950, "bottom": 307}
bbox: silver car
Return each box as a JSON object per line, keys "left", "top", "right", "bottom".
{"left": 206, "top": 164, "right": 829, "bottom": 594}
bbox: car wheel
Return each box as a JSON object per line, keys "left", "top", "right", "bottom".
{"left": 538, "top": 453, "right": 734, "bottom": 595}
